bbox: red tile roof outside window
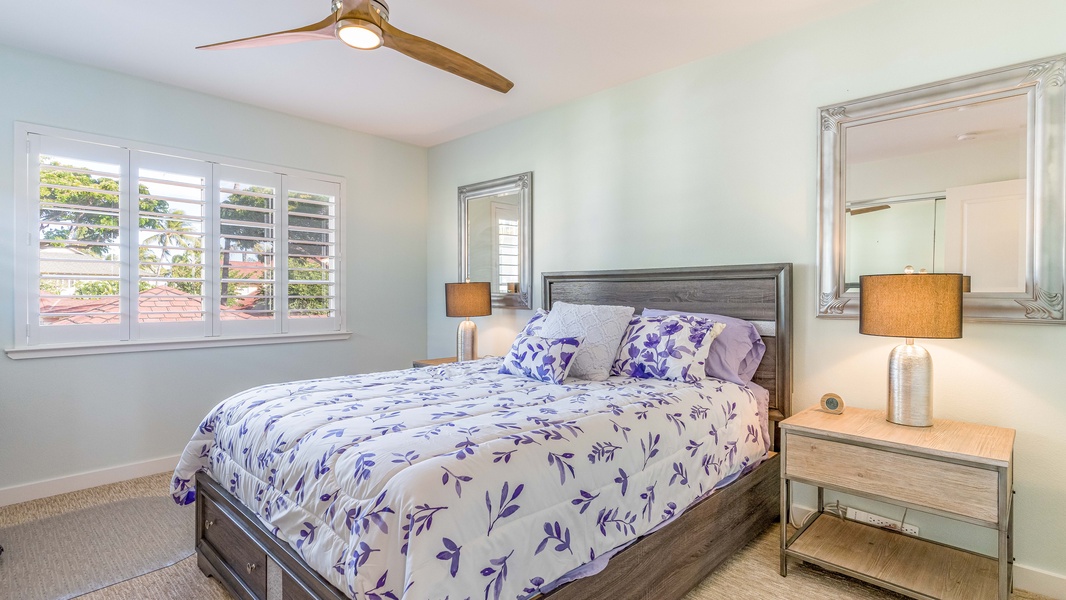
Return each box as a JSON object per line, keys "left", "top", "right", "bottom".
{"left": 223, "top": 260, "right": 267, "bottom": 279}
{"left": 40, "top": 286, "right": 267, "bottom": 324}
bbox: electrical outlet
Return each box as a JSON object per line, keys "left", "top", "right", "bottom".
{"left": 845, "top": 507, "right": 919, "bottom": 535}
{"left": 866, "top": 512, "right": 898, "bottom": 528}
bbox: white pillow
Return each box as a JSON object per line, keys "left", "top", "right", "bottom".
{"left": 538, "top": 301, "right": 635, "bottom": 381}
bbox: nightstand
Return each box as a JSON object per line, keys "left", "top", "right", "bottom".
{"left": 412, "top": 357, "right": 458, "bottom": 368}
{"left": 780, "top": 406, "right": 1015, "bottom": 600}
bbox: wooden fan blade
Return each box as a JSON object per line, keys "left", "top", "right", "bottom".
{"left": 198, "top": 13, "right": 337, "bottom": 50}
{"left": 848, "top": 205, "right": 892, "bottom": 216}
{"left": 380, "top": 21, "right": 513, "bottom": 93}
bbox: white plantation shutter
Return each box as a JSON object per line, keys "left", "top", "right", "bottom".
{"left": 28, "top": 134, "right": 129, "bottom": 345}
{"left": 285, "top": 176, "right": 340, "bottom": 333}
{"left": 217, "top": 165, "right": 282, "bottom": 336}
{"left": 14, "top": 124, "right": 346, "bottom": 352}
{"left": 492, "top": 202, "right": 520, "bottom": 294}
{"left": 133, "top": 152, "right": 212, "bottom": 339}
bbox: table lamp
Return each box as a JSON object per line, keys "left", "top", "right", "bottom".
{"left": 445, "top": 282, "right": 491, "bottom": 362}
{"left": 859, "top": 270, "right": 963, "bottom": 427}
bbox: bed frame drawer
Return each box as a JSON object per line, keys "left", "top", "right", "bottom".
{"left": 282, "top": 571, "right": 319, "bottom": 600}
{"left": 201, "top": 493, "right": 268, "bottom": 599}
{"left": 196, "top": 472, "right": 351, "bottom": 600}
{"left": 784, "top": 432, "right": 999, "bottom": 523}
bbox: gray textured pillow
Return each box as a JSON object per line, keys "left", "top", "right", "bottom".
{"left": 538, "top": 301, "right": 635, "bottom": 381}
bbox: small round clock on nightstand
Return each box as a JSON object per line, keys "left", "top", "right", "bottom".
{"left": 820, "top": 392, "right": 845, "bottom": 414}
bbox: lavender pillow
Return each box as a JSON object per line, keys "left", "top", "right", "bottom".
{"left": 521, "top": 309, "right": 549, "bottom": 336}
{"left": 642, "top": 308, "right": 766, "bottom": 385}
{"left": 611, "top": 315, "right": 726, "bottom": 383}
{"left": 498, "top": 334, "right": 582, "bottom": 384}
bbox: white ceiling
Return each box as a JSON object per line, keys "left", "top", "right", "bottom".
{"left": 847, "top": 95, "right": 1029, "bottom": 163}
{"left": 0, "top": 0, "right": 874, "bottom": 147}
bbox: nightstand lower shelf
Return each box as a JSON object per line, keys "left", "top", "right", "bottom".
{"left": 786, "top": 515, "right": 999, "bottom": 600}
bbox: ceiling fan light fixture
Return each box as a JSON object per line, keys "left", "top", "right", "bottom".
{"left": 336, "top": 18, "right": 383, "bottom": 50}
{"left": 201, "top": 0, "right": 511, "bottom": 93}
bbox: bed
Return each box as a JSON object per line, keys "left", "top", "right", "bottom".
{"left": 176, "top": 263, "right": 792, "bottom": 600}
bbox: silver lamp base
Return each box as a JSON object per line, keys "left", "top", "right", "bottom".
{"left": 456, "top": 318, "right": 477, "bottom": 362}
{"left": 887, "top": 339, "right": 932, "bottom": 427}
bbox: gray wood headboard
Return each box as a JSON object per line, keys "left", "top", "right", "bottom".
{"left": 542, "top": 264, "right": 793, "bottom": 431}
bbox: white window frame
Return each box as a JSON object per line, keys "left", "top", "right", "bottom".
{"left": 9, "top": 123, "right": 348, "bottom": 359}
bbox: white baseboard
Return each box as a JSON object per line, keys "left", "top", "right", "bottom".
{"left": 0, "top": 454, "right": 179, "bottom": 508}
{"left": 1015, "top": 563, "right": 1066, "bottom": 600}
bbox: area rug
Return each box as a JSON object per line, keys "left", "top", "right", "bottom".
{"left": 0, "top": 496, "right": 194, "bottom": 600}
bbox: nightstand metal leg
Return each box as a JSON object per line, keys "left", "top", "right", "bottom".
{"left": 1008, "top": 492, "right": 1015, "bottom": 593}
{"left": 780, "top": 432, "right": 790, "bottom": 577}
{"left": 998, "top": 528, "right": 1009, "bottom": 600}
{"left": 998, "top": 466, "right": 1012, "bottom": 600}
{"left": 780, "top": 476, "right": 788, "bottom": 576}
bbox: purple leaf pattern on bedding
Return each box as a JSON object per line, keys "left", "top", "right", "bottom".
{"left": 170, "top": 357, "right": 766, "bottom": 600}
{"left": 535, "top": 521, "right": 573, "bottom": 555}
{"left": 486, "top": 482, "right": 524, "bottom": 535}
{"left": 436, "top": 537, "right": 462, "bottom": 577}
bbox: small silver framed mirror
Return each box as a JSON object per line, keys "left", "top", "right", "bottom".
{"left": 459, "top": 172, "right": 532, "bottom": 309}
{"left": 817, "top": 54, "right": 1066, "bottom": 323}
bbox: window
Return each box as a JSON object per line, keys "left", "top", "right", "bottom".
{"left": 13, "top": 124, "right": 345, "bottom": 355}
{"left": 492, "top": 203, "right": 520, "bottom": 294}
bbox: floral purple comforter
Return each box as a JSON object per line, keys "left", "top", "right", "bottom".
{"left": 171, "top": 358, "right": 767, "bottom": 600}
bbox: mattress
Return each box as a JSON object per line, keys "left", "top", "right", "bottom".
{"left": 171, "top": 358, "right": 768, "bottom": 600}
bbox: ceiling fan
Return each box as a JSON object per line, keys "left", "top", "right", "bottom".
{"left": 846, "top": 205, "right": 891, "bottom": 216}
{"left": 199, "top": 0, "right": 514, "bottom": 93}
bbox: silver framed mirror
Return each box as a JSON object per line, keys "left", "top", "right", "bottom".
{"left": 817, "top": 54, "right": 1066, "bottom": 323}
{"left": 459, "top": 172, "right": 533, "bottom": 309}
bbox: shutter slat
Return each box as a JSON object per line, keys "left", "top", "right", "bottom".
{"left": 41, "top": 183, "right": 120, "bottom": 196}
{"left": 220, "top": 187, "right": 274, "bottom": 200}
{"left": 139, "top": 177, "right": 205, "bottom": 189}
{"left": 40, "top": 203, "right": 121, "bottom": 218}
{"left": 40, "top": 163, "right": 120, "bottom": 178}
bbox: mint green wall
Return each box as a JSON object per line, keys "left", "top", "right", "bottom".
{"left": 427, "top": 0, "right": 1066, "bottom": 582}
{"left": 0, "top": 45, "right": 428, "bottom": 489}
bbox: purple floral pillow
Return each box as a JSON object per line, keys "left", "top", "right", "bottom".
{"left": 611, "top": 315, "right": 726, "bottom": 383}
{"left": 498, "top": 334, "right": 582, "bottom": 384}
{"left": 643, "top": 308, "right": 765, "bottom": 385}
{"left": 521, "top": 309, "right": 549, "bottom": 336}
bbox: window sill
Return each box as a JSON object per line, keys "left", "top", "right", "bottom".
{"left": 4, "top": 331, "right": 352, "bottom": 360}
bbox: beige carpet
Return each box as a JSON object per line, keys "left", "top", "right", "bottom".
{"left": 0, "top": 472, "right": 1050, "bottom": 600}
{"left": 0, "top": 496, "right": 193, "bottom": 599}
{"left": 0, "top": 473, "right": 229, "bottom": 600}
